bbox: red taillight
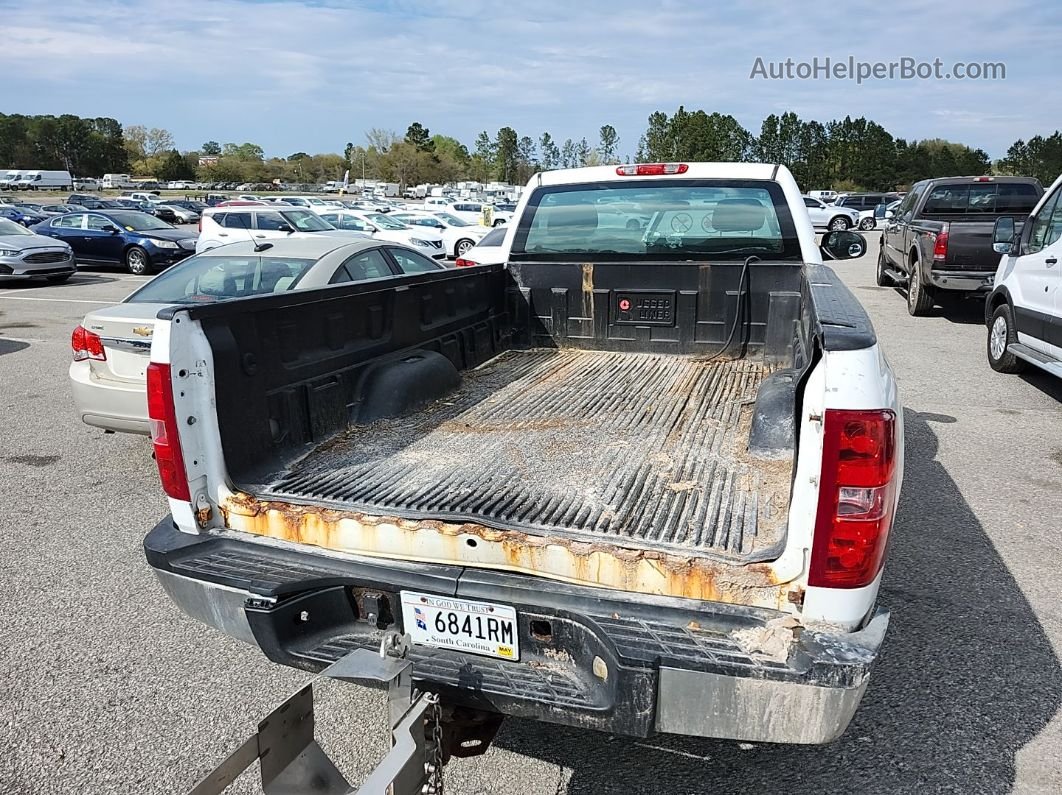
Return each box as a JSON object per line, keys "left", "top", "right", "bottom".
{"left": 615, "top": 163, "right": 689, "bottom": 176}
{"left": 974, "top": 176, "right": 993, "bottom": 182}
{"left": 454, "top": 257, "right": 477, "bottom": 267}
{"left": 933, "top": 229, "right": 949, "bottom": 262}
{"left": 809, "top": 409, "right": 897, "bottom": 589}
{"left": 146, "top": 362, "right": 191, "bottom": 501}
{"left": 71, "top": 325, "right": 106, "bottom": 361}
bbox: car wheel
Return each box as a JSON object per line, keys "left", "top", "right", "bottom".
{"left": 493, "top": 219, "right": 506, "bottom": 227}
{"left": 125, "top": 246, "right": 152, "bottom": 275}
{"left": 906, "top": 259, "right": 934, "bottom": 316}
{"left": 455, "top": 238, "right": 475, "bottom": 256}
{"left": 828, "top": 216, "right": 851, "bottom": 231}
{"left": 859, "top": 217, "right": 876, "bottom": 231}
{"left": 988, "top": 304, "right": 1026, "bottom": 373}
{"left": 875, "top": 249, "right": 892, "bottom": 286}
{"left": 45, "top": 274, "right": 72, "bottom": 284}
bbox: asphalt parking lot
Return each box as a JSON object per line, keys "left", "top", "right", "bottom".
{"left": 2, "top": 241, "right": 1061, "bottom": 794}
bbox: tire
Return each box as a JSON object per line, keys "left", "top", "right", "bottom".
{"left": 875, "top": 249, "right": 892, "bottom": 286}
{"left": 493, "top": 219, "right": 506, "bottom": 227}
{"left": 124, "top": 246, "right": 152, "bottom": 275}
{"left": 625, "top": 218, "right": 642, "bottom": 230}
{"left": 828, "top": 216, "right": 851, "bottom": 231}
{"left": 45, "top": 274, "right": 72, "bottom": 284}
{"left": 906, "top": 258, "right": 934, "bottom": 316}
{"left": 987, "top": 304, "right": 1026, "bottom": 373}
{"left": 455, "top": 238, "right": 475, "bottom": 257}
{"left": 859, "top": 217, "right": 876, "bottom": 231}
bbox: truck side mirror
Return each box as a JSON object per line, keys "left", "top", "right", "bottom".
{"left": 820, "top": 230, "right": 867, "bottom": 260}
{"left": 992, "top": 216, "right": 1017, "bottom": 254}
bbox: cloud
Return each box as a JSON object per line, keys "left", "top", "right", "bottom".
{"left": 0, "top": 0, "right": 1057, "bottom": 158}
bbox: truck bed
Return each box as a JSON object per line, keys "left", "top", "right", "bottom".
{"left": 260, "top": 348, "right": 791, "bottom": 561}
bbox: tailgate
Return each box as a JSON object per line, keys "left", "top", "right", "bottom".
{"left": 939, "top": 219, "right": 999, "bottom": 270}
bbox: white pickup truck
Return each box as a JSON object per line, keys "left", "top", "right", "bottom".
{"left": 143, "top": 162, "right": 902, "bottom": 748}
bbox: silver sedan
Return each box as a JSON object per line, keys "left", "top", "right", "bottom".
{"left": 0, "top": 218, "right": 76, "bottom": 283}
{"left": 69, "top": 236, "right": 447, "bottom": 434}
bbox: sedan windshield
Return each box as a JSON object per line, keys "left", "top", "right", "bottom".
{"left": 106, "top": 211, "right": 173, "bottom": 231}
{"left": 0, "top": 219, "right": 32, "bottom": 236}
{"left": 126, "top": 254, "right": 317, "bottom": 304}
{"left": 366, "top": 213, "right": 408, "bottom": 230}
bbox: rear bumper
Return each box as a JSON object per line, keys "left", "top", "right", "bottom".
{"left": 928, "top": 269, "right": 995, "bottom": 292}
{"left": 145, "top": 518, "right": 888, "bottom": 744}
{"left": 68, "top": 361, "right": 149, "bottom": 434}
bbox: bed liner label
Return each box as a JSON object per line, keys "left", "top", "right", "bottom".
{"left": 612, "top": 290, "right": 676, "bottom": 326}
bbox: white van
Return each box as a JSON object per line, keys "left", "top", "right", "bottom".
{"left": 102, "top": 173, "right": 134, "bottom": 189}
{"left": 16, "top": 170, "right": 73, "bottom": 190}
{"left": 0, "top": 170, "right": 23, "bottom": 189}
{"left": 73, "top": 177, "right": 101, "bottom": 191}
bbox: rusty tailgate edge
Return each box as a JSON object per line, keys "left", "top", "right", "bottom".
{"left": 221, "top": 492, "right": 795, "bottom": 609}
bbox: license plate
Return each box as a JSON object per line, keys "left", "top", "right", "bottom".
{"left": 400, "top": 591, "right": 519, "bottom": 661}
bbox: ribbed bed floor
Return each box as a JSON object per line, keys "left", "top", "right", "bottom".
{"left": 263, "top": 349, "right": 792, "bottom": 559}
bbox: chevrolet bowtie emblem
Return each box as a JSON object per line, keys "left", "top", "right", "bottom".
{"left": 132, "top": 326, "right": 153, "bottom": 337}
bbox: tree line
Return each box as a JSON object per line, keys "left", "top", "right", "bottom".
{"left": 3, "top": 110, "right": 1060, "bottom": 192}
{"left": 0, "top": 113, "right": 128, "bottom": 177}
{"left": 635, "top": 108, "right": 995, "bottom": 191}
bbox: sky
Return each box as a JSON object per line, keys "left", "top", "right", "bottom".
{"left": 1, "top": 0, "right": 1059, "bottom": 160}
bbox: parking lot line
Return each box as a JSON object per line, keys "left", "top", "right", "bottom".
{"left": 0, "top": 295, "right": 113, "bottom": 305}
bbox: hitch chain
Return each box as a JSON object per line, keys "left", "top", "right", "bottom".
{"left": 423, "top": 691, "right": 444, "bottom": 795}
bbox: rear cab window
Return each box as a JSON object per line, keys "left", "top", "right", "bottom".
{"left": 511, "top": 180, "right": 802, "bottom": 260}
{"left": 922, "top": 182, "right": 1042, "bottom": 215}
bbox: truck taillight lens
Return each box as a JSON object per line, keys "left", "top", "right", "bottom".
{"left": 454, "top": 257, "right": 477, "bottom": 267}
{"left": 146, "top": 362, "right": 191, "bottom": 501}
{"left": 71, "top": 325, "right": 106, "bottom": 361}
{"left": 615, "top": 163, "right": 689, "bottom": 176}
{"left": 809, "top": 409, "right": 897, "bottom": 589}
{"left": 933, "top": 229, "right": 949, "bottom": 261}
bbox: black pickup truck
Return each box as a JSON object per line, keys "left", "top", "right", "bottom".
{"left": 877, "top": 176, "right": 1043, "bottom": 315}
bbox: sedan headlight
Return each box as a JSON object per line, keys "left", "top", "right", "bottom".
{"left": 409, "top": 238, "right": 431, "bottom": 247}
{"left": 151, "top": 240, "right": 179, "bottom": 249}
{"left": 0, "top": 248, "right": 19, "bottom": 256}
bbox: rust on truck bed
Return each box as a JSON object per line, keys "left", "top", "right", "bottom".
{"left": 220, "top": 492, "right": 795, "bottom": 608}
{"left": 256, "top": 349, "right": 793, "bottom": 561}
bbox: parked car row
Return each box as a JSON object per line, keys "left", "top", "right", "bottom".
{"left": 801, "top": 192, "right": 904, "bottom": 232}
{"left": 33, "top": 210, "right": 198, "bottom": 274}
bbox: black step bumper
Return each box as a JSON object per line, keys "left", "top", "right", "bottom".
{"left": 145, "top": 517, "right": 888, "bottom": 744}
{"left": 928, "top": 269, "right": 995, "bottom": 292}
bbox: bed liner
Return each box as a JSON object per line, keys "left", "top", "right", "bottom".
{"left": 259, "top": 348, "right": 793, "bottom": 561}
